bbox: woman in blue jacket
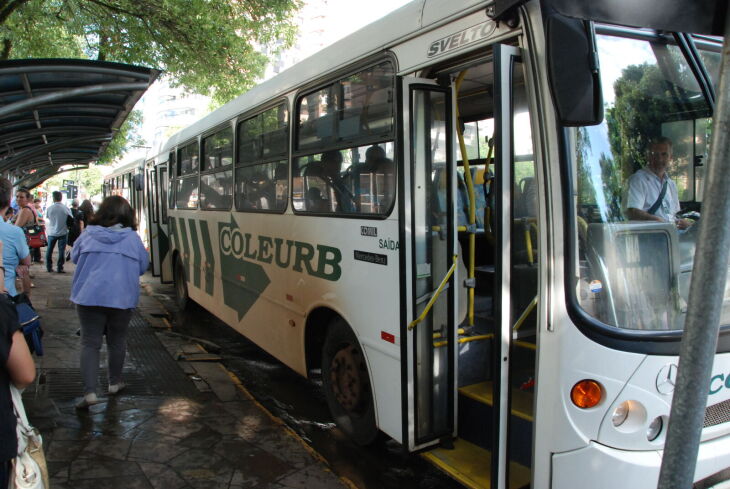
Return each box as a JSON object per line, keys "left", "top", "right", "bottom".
{"left": 70, "top": 196, "right": 148, "bottom": 409}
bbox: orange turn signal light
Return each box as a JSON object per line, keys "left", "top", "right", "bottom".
{"left": 571, "top": 379, "right": 602, "bottom": 409}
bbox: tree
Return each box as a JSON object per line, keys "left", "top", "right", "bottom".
{"left": 1, "top": 0, "right": 300, "bottom": 165}
{"left": 1, "top": 0, "right": 300, "bottom": 103}
{"left": 44, "top": 165, "right": 104, "bottom": 199}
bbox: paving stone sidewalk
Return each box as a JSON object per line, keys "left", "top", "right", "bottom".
{"left": 21, "top": 263, "right": 347, "bottom": 489}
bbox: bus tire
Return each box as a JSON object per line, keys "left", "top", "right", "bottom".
{"left": 321, "top": 318, "right": 378, "bottom": 446}
{"left": 174, "top": 254, "right": 191, "bottom": 310}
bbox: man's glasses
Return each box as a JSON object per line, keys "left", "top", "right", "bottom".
{"left": 649, "top": 151, "right": 670, "bottom": 158}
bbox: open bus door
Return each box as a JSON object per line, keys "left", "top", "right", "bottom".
{"left": 402, "top": 44, "right": 538, "bottom": 489}
{"left": 146, "top": 160, "right": 161, "bottom": 277}
{"left": 156, "top": 162, "right": 173, "bottom": 283}
{"left": 400, "top": 76, "right": 457, "bottom": 452}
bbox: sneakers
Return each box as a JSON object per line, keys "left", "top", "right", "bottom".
{"left": 108, "top": 382, "right": 126, "bottom": 395}
{"left": 75, "top": 393, "right": 102, "bottom": 409}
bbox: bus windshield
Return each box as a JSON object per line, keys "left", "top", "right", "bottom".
{"left": 570, "top": 28, "right": 730, "bottom": 332}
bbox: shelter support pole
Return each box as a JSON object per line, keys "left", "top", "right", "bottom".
{"left": 657, "top": 10, "right": 730, "bottom": 489}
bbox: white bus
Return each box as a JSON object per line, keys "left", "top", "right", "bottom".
{"left": 139, "top": 1, "right": 730, "bottom": 488}
{"left": 103, "top": 158, "right": 148, "bottom": 249}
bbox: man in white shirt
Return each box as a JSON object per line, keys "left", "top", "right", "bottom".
{"left": 625, "top": 137, "right": 691, "bottom": 230}
{"left": 45, "top": 191, "right": 72, "bottom": 273}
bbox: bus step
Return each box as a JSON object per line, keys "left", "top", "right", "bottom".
{"left": 457, "top": 381, "right": 534, "bottom": 467}
{"left": 459, "top": 381, "right": 534, "bottom": 421}
{"left": 422, "top": 438, "right": 530, "bottom": 489}
{"left": 456, "top": 334, "right": 491, "bottom": 387}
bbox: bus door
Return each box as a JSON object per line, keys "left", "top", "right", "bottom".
{"left": 156, "top": 163, "right": 173, "bottom": 283}
{"left": 492, "top": 44, "right": 538, "bottom": 489}
{"left": 407, "top": 43, "right": 539, "bottom": 489}
{"left": 146, "top": 162, "right": 161, "bottom": 277}
{"left": 401, "top": 78, "right": 457, "bottom": 451}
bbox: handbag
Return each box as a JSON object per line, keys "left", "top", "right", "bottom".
{"left": 8, "top": 385, "right": 48, "bottom": 489}
{"left": 23, "top": 225, "right": 46, "bottom": 249}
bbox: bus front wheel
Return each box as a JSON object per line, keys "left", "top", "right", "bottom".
{"left": 174, "top": 254, "right": 191, "bottom": 310}
{"left": 321, "top": 318, "right": 378, "bottom": 446}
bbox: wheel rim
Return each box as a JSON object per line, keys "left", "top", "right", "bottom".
{"left": 329, "top": 343, "right": 366, "bottom": 413}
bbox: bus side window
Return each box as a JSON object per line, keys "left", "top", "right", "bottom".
{"left": 235, "top": 103, "right": 289, "bottom": 213}
{"left": 294, "top": 144, "right": 395, "bottom": 215}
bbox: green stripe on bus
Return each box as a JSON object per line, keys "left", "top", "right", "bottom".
{"left": 178, "top": 217, "right": 191, "bottom": 278}
{"left": 199, "top": 220, "right": 215, "bottom": 296}
{"left": 158, "top": 226, "right": 169, "bottom": 264}
{"left": 188, "top": 218, "right": 202, "bottom": 288}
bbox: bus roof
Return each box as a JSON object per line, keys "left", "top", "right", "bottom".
{"left": 159, "top": 0, "right": 486, "bottom": 154}
{"left": 106, "top": 158, "right": 145, "bottom": 179}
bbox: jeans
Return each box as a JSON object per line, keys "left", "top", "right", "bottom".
{"left": 46, "top": 234, "right": 67, "bottom": 272}
{"left": 76, "top": 305, "right": 133, "bottom": 395}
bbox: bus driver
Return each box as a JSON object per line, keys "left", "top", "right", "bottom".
{"left": 625, "top": 136, "right": 692, "bottom": 230}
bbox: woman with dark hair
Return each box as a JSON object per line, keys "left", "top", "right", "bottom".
{"left": 70, "top": 195, "right": 148, "bottom": 408}
{"left": 79, "top": 200, "right": 94, "bottom": 228}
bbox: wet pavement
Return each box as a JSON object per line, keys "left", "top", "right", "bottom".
{"left": 141, "top": 277, "right": 461, "bottom": 489}
{"left": 21, "top": 262, "right": 350, "bottom": 489}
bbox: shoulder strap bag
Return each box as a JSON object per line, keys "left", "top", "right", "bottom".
{"left": 9, "top": 385, "right": 48, "bottom": 489}
{"left": 647, "top": 179, "right": 668, "bottom": 215}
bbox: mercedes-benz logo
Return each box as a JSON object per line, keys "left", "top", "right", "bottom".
{"left": 656, "top": 364, "right": 678, "bottom": 395}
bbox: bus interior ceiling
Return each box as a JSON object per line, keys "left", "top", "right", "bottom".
{"left": 420, "top": 50, "right": 538, "bottom": 486}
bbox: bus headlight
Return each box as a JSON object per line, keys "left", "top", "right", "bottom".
{"left": 610, "top": 400, "right": 647, "bottom": 433}
{"left": 612, "top": 401, "right": 630, "bottom": 427}
{"left": 647, "top": 416, "right": 663, "bottom": 441}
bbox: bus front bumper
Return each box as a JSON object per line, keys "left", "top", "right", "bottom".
{"left": 552, "top": 435, "right": 730, "bottom": 488}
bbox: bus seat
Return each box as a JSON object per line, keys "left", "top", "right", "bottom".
{"left": 306, "top": 187, "right": 329, "bottom": 212}
{"left": 585, "top": 222, "right": 681, "bottom": 330}
{"left": 474, "top": 167, "right": 485, "bottom": 186}
{"left": 514, "top": 176, "right": 536, "bottom": 218}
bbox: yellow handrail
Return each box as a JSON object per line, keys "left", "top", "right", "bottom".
{"left": 408, "top": 255, "right": 459, "bottom": 330}
{"left": 455, "top": 70, "right": 476, "bottom": 327}
{"left": 513, "top": 295, "right": 538, "bottom": 332}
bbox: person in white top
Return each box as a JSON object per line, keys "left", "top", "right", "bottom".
{"left": 45, "top": 191, "right": 73, "bottom": 273}
{"left": 625, "top": 136, "right": 691, "bottom": 230}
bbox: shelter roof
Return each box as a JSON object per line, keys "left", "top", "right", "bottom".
{"left": 0, "top": 58, "right": 159, "bottom": 188}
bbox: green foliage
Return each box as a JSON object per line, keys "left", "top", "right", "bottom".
{"left": 97, "top": 110, "right": 144, "bottom": 166}
{"left": 1, "top": 0, "right": 300, "bottom": 164}
{"left": 2, "top": 0, "right": 300, "bottom": 104}
{"left": 44, "top": 165, "right": 104, "bottom": 198}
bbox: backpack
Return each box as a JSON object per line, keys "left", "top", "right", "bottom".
{"left": 12, "top": 294, "right": 43, "bottom": 356}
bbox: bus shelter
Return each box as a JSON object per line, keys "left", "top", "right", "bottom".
{"left": 0, "top": 58, "right": 159, "bottom": 188}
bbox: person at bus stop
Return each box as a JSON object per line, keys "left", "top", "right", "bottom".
{"left": 70, "top": 195, "right": 148, "bottom": 409}
{"left": 0, "top": 243, "right": 36, "bottom": 487}
{"left": 0, "top": 178, "right": 31, "bottom": 298}
{"left": 79, "top": 200, "right": 94, "bottom": 228}
{"left": 30, "top": 199, "right": 45, "bottom": 264}
{"left": 44, "top": 191, "right": 72, "bottom": 273}
{"left": 11, "top": 189, "right": 36, "bottom": 293}
{"left": 625, "top": 136, "right": 692, "bottom": 230}
{"left": 65, "top": 200, "right": 85, "bottom": 261}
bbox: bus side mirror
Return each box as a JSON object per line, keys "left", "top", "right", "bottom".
{"left": 545, "top": 12, "right": 603, "bottom": 126}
